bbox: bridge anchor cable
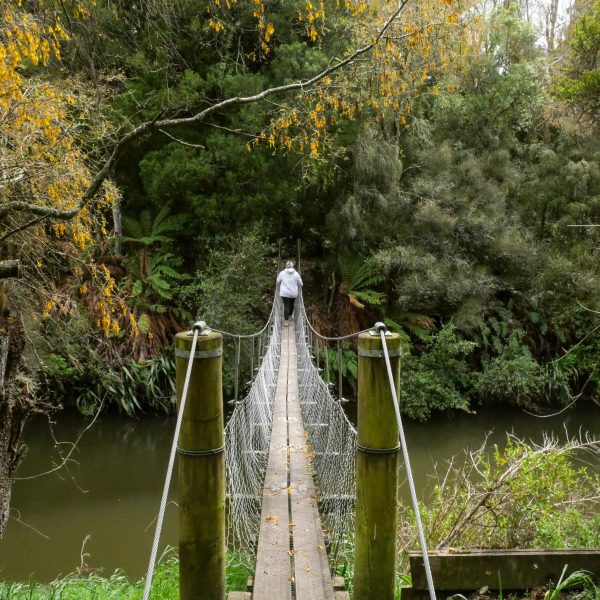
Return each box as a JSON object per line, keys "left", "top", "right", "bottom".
{"left": 142, "top": 322, "right": 203, "bottom": 600}
{"left": 380, "top": 328, "right": 437, "bottom": 600}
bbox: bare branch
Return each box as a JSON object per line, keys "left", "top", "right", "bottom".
{"left": 158, "top": 128, "right": 205, "bottom": 148}
{"left": 205, "top": 122, "right": 258, "bottom": 139}
{"left": 0, "top": 215, "right": 50, "bottom": 245}
{"left": 13, "top": 398, "right": 104, "bottom": 481}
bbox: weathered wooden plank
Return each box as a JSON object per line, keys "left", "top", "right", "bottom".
{"left": 287, "top": 323, "right": 336, "bottom": 600}
{"left": 409, "top": 549, "right": 600, "bottom": 590}
{"left": 254, "top": 322, "right": 336, "bottom": 600}
{"left": 253, "top": 326, "right": 293, "bottom": 600}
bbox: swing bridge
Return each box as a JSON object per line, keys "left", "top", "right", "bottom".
{"left": 140, "top": 291, "right": 600, "bottom": 600}
{"left": 139, "top": 290, "right": 432, "bottom": 600}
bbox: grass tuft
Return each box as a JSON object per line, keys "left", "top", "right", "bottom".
{"left": 0, "top": 549, "right": 251, "bottom": 599}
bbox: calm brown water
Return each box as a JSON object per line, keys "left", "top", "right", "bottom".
{"left": 0, "top": 404, "right": 599, "bottom": 582}
{"left": 0, "top": 412, "right": 178, "bottom": 582}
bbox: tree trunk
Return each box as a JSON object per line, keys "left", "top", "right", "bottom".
{"left": 0, "top": 316, "right": 28, "bottom": 538}
{"left": 0, "top": 261, "right": 19, "bottom": 280}
{"left": 546, "top": 0, "right": 560, "bottom": 51}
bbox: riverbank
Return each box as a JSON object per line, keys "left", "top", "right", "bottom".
{"left": 0, "top": 553, "right": 179, "bottom": 600}
{"left": 0, "top": 552, "right": 251, "bottom": 599}
{"left": 3, "top": 552, "right": 598, "bottom": 600}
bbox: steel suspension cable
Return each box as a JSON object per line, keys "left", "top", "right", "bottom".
{"left": 209, "top": 290, "right": 278, "bottom": 340}
{"left": 379, "top": 329, "right": 436, "bottom": 600}
{"left": 297, "top": 291, "right": 373, "bottom": 341}
{"left": 142, "top": 323, "right": 202, "bottom": 600}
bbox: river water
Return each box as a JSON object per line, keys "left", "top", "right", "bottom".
{"left": 0, "top": 404, "right": 599, "bottom": 582}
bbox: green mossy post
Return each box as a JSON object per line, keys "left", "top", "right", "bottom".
{"left": 354, "top": 330, "right": 401, "bottom": 600}
{"left": 175, "top": 330, "right": 225, "bottom": 600}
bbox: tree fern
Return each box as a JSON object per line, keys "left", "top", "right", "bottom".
{"left": 122, "top": 208, "right": 189, "bottom": 312}
{"left": 151, "top": 204, "right": 189, "bottom": 239}
{"left": 385, "top": 315, "right": 433, "bottom": 341}
{"left": 338, "top": 252, "right": 364, "bottom": 290}
{"left": 123, "top": 206, "right": 189, "bottom": 247}
{"left": 353, "top": 260, "right": 384, "bottom": 290}
{"left": 351, "top": 289, "right": 385, "bottom": 306}
{"left": 338, "top": 252, "right": 385, "bottom": 310}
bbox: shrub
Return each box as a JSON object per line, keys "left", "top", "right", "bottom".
{"left": 400, "top": 323, "right": 476, "bottom": 420}
{"left": 398, "top": 433, "right": 600, "bottom": 573}
{"left": 475, "top": 332, "right": 548, "bottom": 407}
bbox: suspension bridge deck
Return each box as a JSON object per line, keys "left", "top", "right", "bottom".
{"left": 251, "top": 322, "right": 338, "bottom": 600}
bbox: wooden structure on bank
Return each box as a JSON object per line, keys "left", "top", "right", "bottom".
{"left": 404, "top": 550, "right": 600, "bottom": 599}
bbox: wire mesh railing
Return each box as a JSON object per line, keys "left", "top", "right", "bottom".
{"left": 294, "top": 293, "right": 358, "bottom": 568}
{"left": 222, "top": 296, "right": 283, "bottom": 565}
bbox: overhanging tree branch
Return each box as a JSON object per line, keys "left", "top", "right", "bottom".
{"left": 0, "top": 2, "right": 408, "bottom": 227}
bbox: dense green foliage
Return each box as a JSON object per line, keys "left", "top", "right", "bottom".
{"left": 19, "top": 0, "right": 598, "bottom": 418}
{"left": 179, "top": 228, "right": 275, "bottom": 396}
{"left": 555, "top": 0, "right": 600, "bottom": 123}
{"left": 322, "top": 7, "right": 600, "bottom": 418}
{"left": 401, "top": 324, "right": 475, "bottom": 420}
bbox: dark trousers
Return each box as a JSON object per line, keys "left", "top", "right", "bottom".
{"left": 282, "top": 297, "right": 295, "bottom": 320}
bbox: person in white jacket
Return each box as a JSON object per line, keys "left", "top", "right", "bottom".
{"left": 276, "top": 260, "right": 303, "bottom": 324}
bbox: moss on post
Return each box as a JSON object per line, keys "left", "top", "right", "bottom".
{"left": 354, "top": 330, "right": 401, "bottom": 600}
{"left": 176, "top": 330, "right": 225, "bottom": 600}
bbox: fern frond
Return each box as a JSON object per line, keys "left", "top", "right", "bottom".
{"left": 151, "top": 252, "right": 183, "bottom": 268}
{"left": 339, "top": 252, "right": 384, "bottom": 291}
{"left": 152, "top": 205, "right": 189, "bottom": 237}
{"left": 338, "top": 252, "right": 364, "bottom": 289}
{"left": 353, "top": 259, "right": 384, "bottom": 290}
{"left": 148, "top": 304, "right": 169, "bottom": 313}
{"left": 383, "top": 318, "right": 412, "bottom": 345}
{"left": 147, "top": 274, "right": 173, "bottom": 299}
{"left": 352, "top": 290, "right": 385, "bottom": 306}
{"left": 348, "top": 293, "right": 365, "bottom": 309}
{"left": 388, "top": 313, "right": 434, "bottom": 340}
{"left": 155, "top": 264, "right": 186, "bottom": 280}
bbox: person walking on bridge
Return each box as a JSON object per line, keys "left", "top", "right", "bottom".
{"left": 277, "top": 260, "right": 303, "bottom": 325}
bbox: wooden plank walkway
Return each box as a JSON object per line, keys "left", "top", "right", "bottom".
{"left": 253, "top": 322, "right": 336, "bottom": 600}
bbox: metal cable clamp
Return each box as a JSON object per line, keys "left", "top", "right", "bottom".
{"left": 177, "top": 445, "right": 225, "bottom": 456}
{"left": 356, "top": 441, "right": 401, "bottom": 454}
